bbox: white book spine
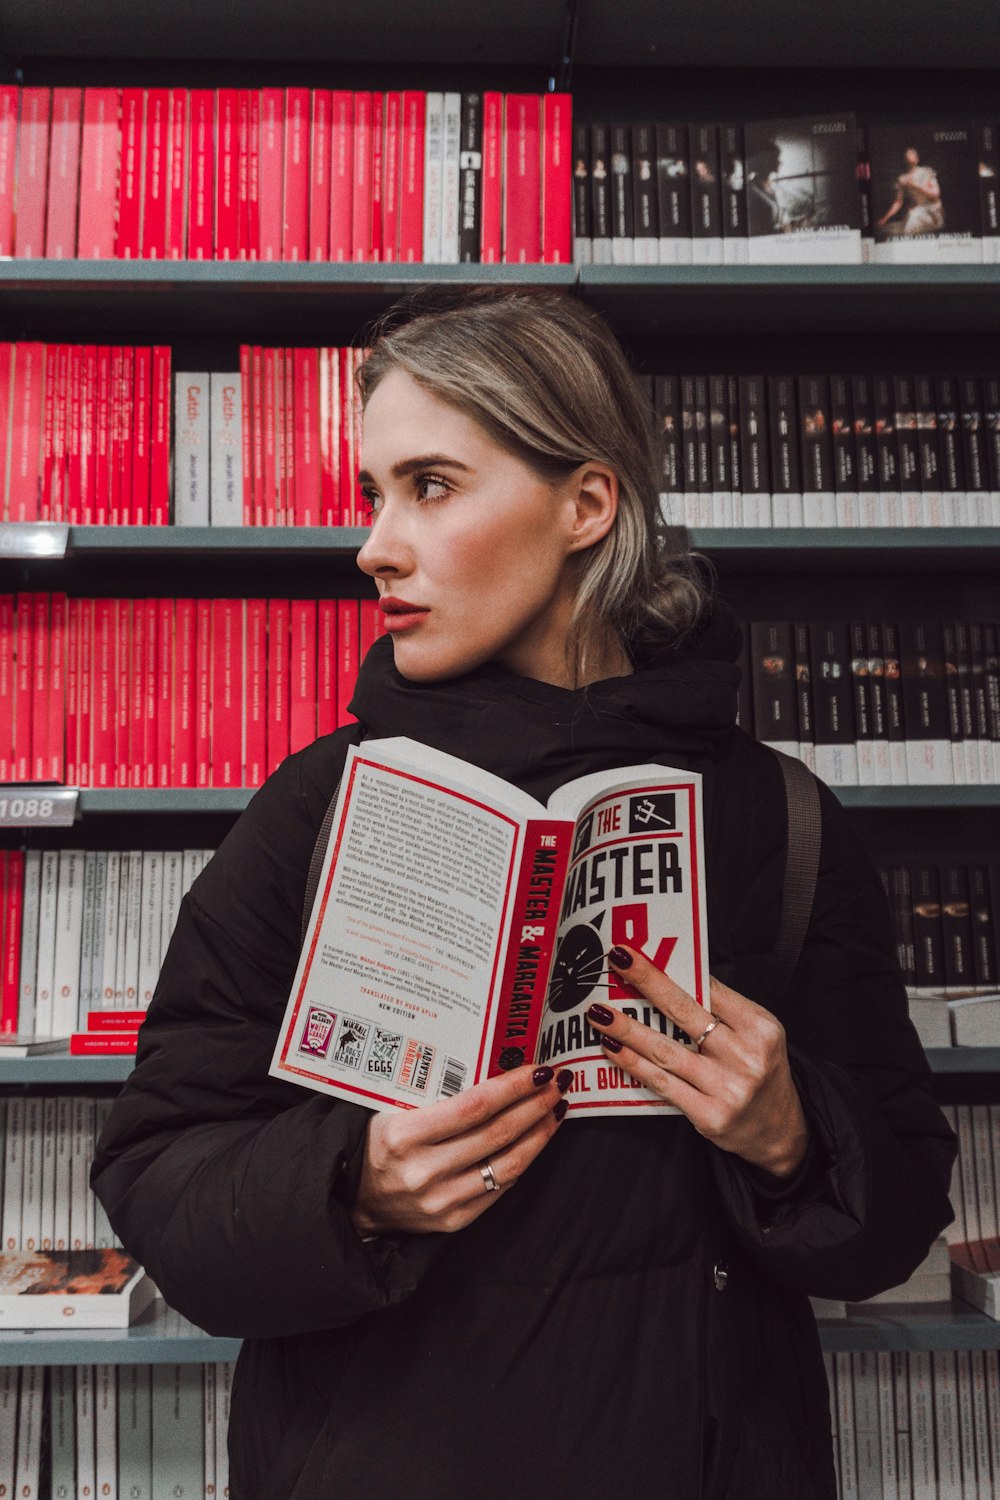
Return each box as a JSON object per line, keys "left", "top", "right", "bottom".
{"left": 17, "top": 849, "right": 41, "bottom": 1035}
{"left": 892, "top": 1351, "right": 912, "bottom": 1498}
{"left": 972, "top": 1104, "right": 999, "bottom": 1248}
{"left": 836, "top": 1350, "right": 861, "bottom": 1500}
{"left": 50, "top": 1363, "right": 76, "bottom": 1500}
{"left": 423, "top": 94, "right": 444, "bottom": 264}
{"left": 174, "top": 372, "right": 212, "bottom": 525}
{"left": 53, "top": 1093, "right": 73, "bottom": 1250}
{"left": 99, "top": 852, "right": 122, "bottom": 1008}
{"left": 79, "top": 849, "right": 98, "bottom": 1022}
{"left": 823, "top": 1352, "right": 840, "bottom": 1495}
{"left": 21, "top": 1094, "right": 44, "bottom": 1250}
{"left": 968, "top": 1348, "right": 992, "bottom": 1495}
{"left": 89, "top": 850, "right": 109, "bottom": 1014}
{"left": 153, "top": 1364, "right": 205, "bottom": 1500}
{"left": 983, "top": 1351, "right": 1000, "bottom": 1487}
{"left": 203, "top": 1364, "right": 217, "bottom": 1500}
{"left": 122, "top": 849, "right": 144, "bottom": 1008}
{"left": 2, "top": 1096, "right": 25, "bottom": 1250}
{"left": 95, "top": 1363, "right": 119, "bottom": 1500}
{"left": 0, "top": 1367, "right": 17, "bottom": 1499}
{"left": 39, "top": 1092, "right": 57, "bottom": 1250}
{"left": 52, "top": 848, "right": 85, "bottom": 1035}
{"left": 956, "top": 1105, "right": 982, "bottom": 1248}
{"left": 215, "top": 1363, "right": 232, "bottom": 1500}
{"left": 931, "top": 1350, "right": 963, "bottom": 1500}
{"left": 161, "top": 850, "right": 184, "bottom": 965}
{"left": 92, "top": 1098, "right": 117, "bottom": 1248}
{"left": 953, "top": 1349, "right": 977, "bottom": 1500}
{"left": 908, "top": 1352, "right": 935, "bottom": 1499}
{"left": 76, "top": 1363, "right": 98, "bottom": 1500}
{"left": 33, "top": 849, "right": 60, "bottom": 1035}
{"left": 14, "top": 1363, "right": 43, "bottom": 1499}
{"left": 71, "top": 1095, "right": 96, "bottom": 1249}
{"left": 852, "top": 1350, "right": 883, "bottom": 1499}
{"left": 441, "top": 93, "right": 461, "bottom": 263}
{"left": 119, "top": 1364, "right": 153, "bottom": 1500}
{"left": 113, "top": 852, "right": 132, "bottom": 1007}
{"left": 876, "top": 1351, "right": 898, "bottom": 1500}
{"left": 209, "top": 372, "right": 244, "bottom": 525}
{"left": 138, "top": 850, "right": 165, "bottom": 1008}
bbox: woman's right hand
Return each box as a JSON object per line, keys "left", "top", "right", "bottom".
{"left": 350, "top": 1065, "right": 572, "bottom": 1237}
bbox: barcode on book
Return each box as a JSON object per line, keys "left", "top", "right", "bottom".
{"left": 439, "top": 1057, "right": 467, "bottom": 1098}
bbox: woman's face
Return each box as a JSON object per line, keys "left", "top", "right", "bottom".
{"left": 356, "top": 369, "right": 613, "bottom": 685}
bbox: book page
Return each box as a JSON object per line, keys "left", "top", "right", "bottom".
{"left": 270, "top": 741, "right": 536, "bottom": 1110}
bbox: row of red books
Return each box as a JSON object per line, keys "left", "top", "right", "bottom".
{"left": 0, "top": 86, "right": 571, "bottom": 264}
{"left": 0, "top": 343, "right": 172, "bottom": 526}
{"left": 0, "top": 593, "right": 384, "bottom": 788}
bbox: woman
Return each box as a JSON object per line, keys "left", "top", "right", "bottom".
{"left": 876, "top": 146, "right": 944, "bottom": 237}
{"left": 92, "top": 290, "right": 954, "bottom": 1500}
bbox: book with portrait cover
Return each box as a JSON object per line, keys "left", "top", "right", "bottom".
{"left": 271, "top": 737, "right": 709, "bottom": 1118}
{"left": 0, "top": 1248, "right": 154, "bottom": 1327}
{"left": 868, "top": 122, "right": 981, "bottom": 263}
{"left": 743, "top": 113, "right": 862, "bottom": 263}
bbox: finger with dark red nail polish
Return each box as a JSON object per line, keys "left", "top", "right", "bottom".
{"left": 553, "top": 1099, "right": 568, "bottom": 1122}
{"left": 587, "top": 1003, "right": 615, "bottom": 1026}
{"left": 608, "top": 946, "right": 633, "bottom": 969}
{"left": 601, "top": 1034, "right": 623, "bottom": 1054}
{"left": 556, "top": 1069, "right": 574, "bottom": 1093}
{"left": 532, "top": 1066, "right": 554, "bottom": 1087}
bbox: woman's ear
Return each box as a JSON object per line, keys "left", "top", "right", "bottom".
{"left": 567, "top": 463, "right": 619, "bottom": 552}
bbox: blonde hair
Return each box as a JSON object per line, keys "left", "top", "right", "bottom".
{"left": 357, "top": 289, "right": 711, "bottom": 683}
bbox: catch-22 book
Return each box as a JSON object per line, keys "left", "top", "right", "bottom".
{"left": 271, "top": 738, "right": 709, "bottom": 1118}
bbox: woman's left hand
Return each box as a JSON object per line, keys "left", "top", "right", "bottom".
{"left": 587, "top": 945, "right": 811, "bottom": 1181}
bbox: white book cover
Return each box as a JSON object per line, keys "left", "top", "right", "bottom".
{"left": 138, "top": 851, "right": 165, "bottom": 1008}
{"left": 71, "top": 1095, "right": 96, "bottom": 1250}
{"left": 52, "top": 848, "right": 85, "bottom": 1035}
{"left": 17, "top": 849, "right": 41, "bottom": 1036}
{"left": 441, "top": 93, "right": 461, "bottom": 263}
{"left": 422, "top": 93, "right": 444, "bottom": 264}
{"left": 20, "top": 1095, "right": 44, "bottom": 1251}
{"left": 875, "top": 1352, "right": 898, "bottom": 1500}
{"left": 215, "top": 1363, "right": 232, "bottom": 1500}
{"left": 956, "top": 1105, "right": 983, "bottom": 1251}
{"left": 971, "top": 1104, "right": 999, "bottom": 1253}
{"left": 50, "top": 1362, "right": 76, "bottom": 1500}
{"left": 153, "top": 1364, "right": 205, "bottom": 1500}
{"left": 99, "top": 851, "right": 122, "bottom": 1008}
{"left": 95, "top": 1362, "right": 118, "bottom": 1498}
{"left": 968, "top": 1348, "right": 992, "bottom": 1495}
{"left": 892, "top": 1351, "right": 913, "bottom": 1497}
{"left": 13, "top": 1363, "right": 43, "bottom": 1499}
{"left": 0, "top": 1249, "right": 155, "bottom": 1328}
{"left": 209, "top": 372, "right": 243, "bottom": 525}
{"left": 92, "top": 1098, "right": 117, "bottom": 1248}
{"left": 53, "top": 1093, "right": 72, "bottom": 1250}
{"left": 174, "top": 373, "right": 211, "bottom": 525}
{"left": 77, "top": 1363, "right": 98, "bottom": 1500}
{"left": 950, "top": 993, "right": 1000, "bottom": 1048}
{"left": 33, "top": 849, "right": 60, "bottom": 1036}
{"left": 0, "top": 1367, "right": 17, "bottom": 1499}
{"left": 908, "top": 1351, "right": 935, "bottom": 1499}
{"left": 88, "top": 851, "right": 109, "bottom": 1013}
{"left": 113, "top": 851, "right": 132, "bottom": 1006}
{"left": 1, "top": 1097, "right": 24, "bottom": 1250}
{"left": 953, "top": 1349, "right": 977, "bottom": 1500}
{"left": 931, "top": 1350, "right": 962, "bottom": 1499}
{"left": 203, "top": 1363, "right": 217, "bottom": 1500}
{"left": 79, "top": 850, "right": 98, "bottom": 1022}
{"left": 983, "top": 1351, "right": 1000, "bottom": 1487}
{"left": 39, "top": 1093, "right": 57, "bottom": 1250}
{"left": 119, "top": 1364, "right": 153, "bottom": 1500}
{"left": 851, "top": 1350, "right": 883, "bottom": 1499}
{"left": 835, "top": 1351, "right": 860, "bottom": 1499}
{"left": 122, "top": 850, "right": 144, "bottom": 1008}
{"left": 161, "top": 850, "right": 184, "bottom": 964}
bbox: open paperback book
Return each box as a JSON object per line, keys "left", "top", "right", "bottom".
{"left": 270, "top": 737, "right": 709, "bottom": 1118}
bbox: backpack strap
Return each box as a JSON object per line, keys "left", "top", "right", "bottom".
{"left": 301, "top": 779, "right": 342, "bottom": 948}
{"left": 770, "top": 749, "right": 823, "bottom": 998}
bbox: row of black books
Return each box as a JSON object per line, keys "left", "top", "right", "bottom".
{"left": 574, "top": 114, "right": 999, "bottom": 265}
{"left": 744, "top": 620, "right": 1000, "bottom": 787}
{"left": 0, "top": 1362, "right": 232, "bottom": 1498}
{"left": 639, "top": 371, "right": 1000, "bottom": 529}
{"left": 876, "top": 863, "right": 999, "bottom": 999}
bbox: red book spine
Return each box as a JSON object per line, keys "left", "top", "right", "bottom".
{"left": 70, "top": 1033, "right": 139, "bottom": 1055}
{"left": 150, "top": 347, "right": 171, "bottom": 525}
{"left": 336, "top": 599, "right": 358, "bottom": 727}
{"left": 140, "top": 88, "right": 168, "bottom": 258}
{"left": 211, "top": 598, "right": 243, "bottom": 786}
{"left": 93, "top": 346, "right": 111, "bottom": 525}
{"left": 0, "top": 87, "right": 17, "bottom": 257}
{"left": 309, "top": 90, "right": 331, "bottom": 260}
{"left": 350, "top": 349, "right": 364, "bottom": 525}
{"left": 263, "top": 347, "right": 277, "bottom": 527}
{"left": 77, "top": 88, "right": 119, "bottom": 258}
{"left": 67, "top": 345, "right": 83, "bottom": 525}
{"left": 399, "top": 92, "right": 425, "bottom": 262}
{"left": 47, "top": 592, "right": 66, "bottom": 783}
{"left": 317, "top": 598, "right": 337, "bottom": 738}
{"left": 15, "top": 88, "right": 51, "bottom": 258}
{"left": 351, "top": 92, "right": 373, "bottom": 262}
{"left": 337, "top": 347, "right": 353, "bottom": 523}
{"left": 370, "top": 92, "right": 384, "bottom": 263}
{"left": 503, "top": 94, "right": 541, "bottom": 263}
{"left": 244, "top": 598, "right": 266, "bottom": 787}
{"left": 382, "top": 92, "right": 401, "bottom": 262}
{"left": 87, "top": 1009, "right": 146, "bottom": 1031}
{"left": 216, "top": 88, "right": 239, "bottom": 260}
{"left": 239, "top": 344, "right": 253, "bottom": 524}
{"left": 318, "top": 347, "right": 338, "bottom": 525}
{"left": 173, "top": 598, "right": 196, "bottom": 786}
{"left": 116, "top": 89, "right": 145, "bottom": 259}
{"left": 289, "top": 599, "right": 317, "bottom": 755}
{"left": 128, "top": 594, "right": 145, "bottom": 787}
{"left": 359, "top": 598, "right": 380, "bottom": 663}
{"left": 237, "top": 88, "right": 251, "bottom": 260}
{"left": 293, "top": 347, "right": 320, "bottom": 525}
{"left": 328, "top": 91, "right": 353, "bottom": 262}
{"left": 79, "top": 346, "right": 97, "bottom": 524}
{"left": 118, "top": 345, "right": 135, "bottom": 525}
{"left": 131, "top": 347, "right": 151, "bottom": 526}
{"left": 13, "top": 594, "right": 32, "bottom": 781}
{"left": 541, "top": 93, "right": 572, "bottom": 264}
{"left": 251, "top": 345, "right": 265, "bottom": 524}
{"left": 1, "top": 852, "right": 24, "bottom": 1034}
{"left": 41, "top": 347, "right": 57, "bottom": 522}
{"left": 247, "top": 89, "right": 261, "bottom": 260}
{"left": 258, "top": 88, "right": 283, "bottom": 261}
{"left": 266, "top": 598, "right": 290, "bottom": 775}
{"left": 44, "top": 88, "right": 82, "bottom": 259}
{"left": 64, "top": 596, "right": 79, "bottom": 784}
{"left": 77, "top": 598, "right": 94, "bottom": 786}
{"left": 195, "top": 597, "right": 212, "bottom": 786}
{"left": 91, "top": 597, "right": 116, "bottom": 788}
{"left": 156, "top": 598, "right": 173, "bottom": 786}
{"left": 141, "top": 598, "right": 157, "bottom": 787}
{"left": 0, "top": 596, "right": 12, "bottom": 780}
{"left": 166, "top": 88, "right": 188, "bottom": 259}
{"left": 114, "top": 598, "right": 131, "bottom": 787}
{"left": 276, "top": 349, "right": 289, "bottom": 526}
{"left": 10, "top": 343, "right": 44, "bottom": 522}
{"left": 30, "top": 593, "right": 49, "bottom": 782}
{"left": 187, "top": 90, "right": 214, "bottom": 260}
{"left": 0, "top": 342, "right": 11, "bottom": 519}
{"left": 107, "top": 347, "right": 123, "bottom": 525}
{"left": 50, "top": 343, "right": 70, "bottom": 523}
{"left": 282, "top": 88, "right": 309, "bottom": 260}
{"left": 481, "top": 92, "right": 503, "bottom": 263}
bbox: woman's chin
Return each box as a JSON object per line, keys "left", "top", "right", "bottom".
{"left": 389, "top": 639, "right": 481, "bottom": 684}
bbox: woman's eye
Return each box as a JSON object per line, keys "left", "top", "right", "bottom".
{"left": 416, "top": 474, "right": 450, "bottom": 502}
{"left": 360, "top": 489, "right": 382, "bottom": 516}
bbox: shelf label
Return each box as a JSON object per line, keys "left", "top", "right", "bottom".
{"left": 0, "top": 788, "right": 79, "bottom": 827}
{"left": 0, "top": 523, "right": 70, "bottom": 559}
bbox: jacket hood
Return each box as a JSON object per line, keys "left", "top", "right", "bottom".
{"left": 349, "top": 602, "right": 743, "bottom": 803}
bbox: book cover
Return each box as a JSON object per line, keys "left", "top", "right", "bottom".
{"left": 572, "top": 122, "right": 592, "bottom": 264}
{"left": 173, "top": 597, "right": 196, "bottom": 787}
{"left": 848, "top": 622, "right": 874, "bottom": 783}
{"left": 140, "top": 87, "right": 169, "bottom": 258}
{"left": 116, "top": 88, "right": 144, "bottom": 259}
{"left": 370, "top": 91, "right": 385, "bottom": 262}
{"left": 441, "top": 92, "right": 461, "bottom": 263}
{"left": 899, "top": 620, "right": 954, "bottom": 784}
{"left": 282, "top": 87, "right": 309, "bottom": 261}
{"left": 744, "top": 113, "right": 861, "bottom": 263}
{"left": 382, "top": 91, "right": 402, "bottom": 263}
{"left": 809, "top": 621, "right": 859, "bottom": 785}
{"left": 542, "top": 92, "right": 572, "bottom": 264}
{"left": 245, "top": 597, "right": 267, "bottom": 787}
{"left": 236, "top": 88, "right": 251, "bottom": 259}
{"left": 914, "top": 372, "right": 943, "bottom": 526}
{"left": 0, "top": 87, "right": 17, "bottom": 257}
{"left": 689, "top": 123, "right": 722, "bottom": 266}
{"left": 749, "top": 622, "right": 797, "bottom": 758}
{"left": 655, "top": 122, "right": 691, "bottom": 266}
{"left": 869, "top": 121, "right": 981, "bottom": 263}
{"left": 9, "top": 342, "right": 45, "bottom": 523}
{"left": 258, "top": 87, "right": 284, "bottom": 262}
{"left": 423, "top": 91, "right": 444, "bottom": 263}
{"left": 793, "top": 621, "right": 816, "bottom": 772}
{"left": 309, "top": 89, "right": 331, "bottom": 261}
{"left": 318, "top": 598, "right": 337, "bottom": 739}
{"left": 959, "top": 375, "right": 992, "bottom": 526}
{"left": 708, "top": 373, "right": 731, "bottom": 526}
{"left": 399, "top": 91, "right": 425, "bottom": 263}
{"left": 267, "top": 598, "right": 290, "bottom": 774}
{"left": 174, "top": 372, "right": 210, "bottom": 525}
{"left": 195, "top": 598, "right": 212, "bottom": 787}
{"left": 459, "top": 92, "right": 484, "bottom": 264}
{"left": 829, "top": 374, "right": 859, "bottom": 527}
{"left": 0, "top": 1248, "right": 154, "bottom": 1327}
{"left": 935, "top": 374, "right": 968, "bottom": 526}
{"left": 655, "top": 375, "right": 683, "bottom": 526}
{"left": 186, "top": 89, "right": 214, "bottom": 260}
{"left": 210, "top": 371, "right": 243, "bottom": 525}
{"left": 215, "top": 88, "right": 239, "bottom": 260}
{"left": 292, "top": 350, "right": 320, "bottom": 526}
{"left": 720, "top": 123, "right": 747, "bottom": 265}
{"left": 131, "top": 345, "right": 152, "bottom": 526}
{"left": 44, "top": 87, "right": 82, "bottom": 259}
{"left": 211, "top": 599, "right": 243, "bottom": 787}
{"left": 766, "top": 374, "right": 802, "bottom": 527}
{"left": 737, "top": 374, "right": 772, "bottom": 527}
{"left": 609, "top": 123, "right": 634, "bottom": 265}
{"left": 166, "top": 87, "right": 188, "bottom": 259}
{"left": 797, "top": 374, "right": 836, "bottom": 526}
{"left": 15, "top": 88, "right": 51, "bottom": 259}
{"left": 350, "top": 90, "right": 374, "bottom": 262}
{"left": 503, "top": 94, "right": 541, "bottom": 263}
{"left": 630, "top": 121, "right": 657, "bottom": 265}
{"left": 871, "top": 372, "right": 901, "bottom": 526}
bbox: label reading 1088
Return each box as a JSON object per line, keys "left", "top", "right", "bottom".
{"left": 0, "top": 789, "right": 79, "bottom": 827}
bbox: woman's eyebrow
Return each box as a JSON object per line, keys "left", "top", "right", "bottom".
{"left": 357, "top": 455, "right": 473, "bottom": 485}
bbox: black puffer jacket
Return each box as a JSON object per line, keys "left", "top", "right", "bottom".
{"left": 92, "top": 614, "right": 955, "bottom": 1500}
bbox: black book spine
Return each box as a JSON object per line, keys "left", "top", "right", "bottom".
{"left": 797, "top": 373, "right": 835, "bottom": 523}
{"left": 727, "top": 374, "right": 742, "bottom": 510}
{"left": 680, "top": 375, "right": 698, "bottom": 499}
{"left": 694, "top": 374, "right": 712, "bottom": 514}
{"left": 655, "top": 375, "right": 683, "bottom": 512}
{"left": 969, "top": 864, "right": 999, "bottom": 987}
{"left": 941, "top": 864, "right": 975, "bottom": 990}
{"left": 735, "top": 630, "right": 752, "bottom": 733}
{"left": 914, "top": 373, "right": 942, "bottom": 521}
{"left": 611, "top": 124, "right": 634, "bottom": 250}
{"left": 978, "top": 121, "right": 1000, "bottom": 252}
{"left": 891, "top": 865, "right": 917, "bottom": 987}
{"left": 767, "top": 375, "right": 801, "bottom": 517}
{"left": 458, "top": 93, "right": 484, "bottom": 264}
{"left": 738, "top": 375, "right": 770, "bottom": 525}
{"left": 851, "top": 374, "right": 879, "bottom": 523}
{"left": 898, "top": 621, "right": 952, "bottom": 776}
{"left": 959, "top": 376, "right": 988, "bottom": 516}
{"left": 941, "top": 622, "right": 963, "bottom": 772}
{"left": 881, "top": 620, "right": 905, "bottom": 772}
{"left": 655, "top": 123, "right": 691, "bottom": 254}
{"left": 589, "top": 124, "right": 612, "bottom": 259}
{"left": 982, "top": 374, "right": 1000, "bottom": 493}
{"left": 872, "top": 374, "right": 899, "bottom": 515}
{"left": 857, "top": 125, "right": 872, "bottom": 243}
{"left": 892, "top": 375, "right": 921, "bottom": 516}
{"left": 969, "top": 621, "right": 991, "bottom": 782}
{"left": 983, "top": 622, "right": 1000, "bottom": 773}
{"left": 954, "top": 620, "right": 977, "bottom": 783}
{"left": 830, "top": 374, "right": 856, "bottom": 513}
{"left": 709, "top": 373, "right": 730, "bottom": 511}
{"left": 631, "top": 122, "right": 657, "bottom": 255}
{"left": 910, "top": 864, "right": 945, "bottom": 991}
{"left": 690, "top": 123, "right": 721, "bottom": 256}
{"left": 935, "top": 374, "right": 965, "bottom": 521}
{"left": 572, "top": 122, "right": 592, "bottom": 256}
{"left": 793, "top": 621, "right": 814, "bottom": 761}
{"left": 866, "top": 622, "right": 889, "bottom": 774}
{"left": 750, "top": 622, "right": 797, "bottom": 748}
{"left": 849, "top": 621, "right": 873, "bottom": 775}
{"left": 809, "top": 621, "right": 857, "bottom": 782}
{"left": 720, "top": 122, "right": 746, "bottom": 261}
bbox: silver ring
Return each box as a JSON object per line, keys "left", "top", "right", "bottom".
{"left": 693, "top": 1018, "right": 720, "bottom": 1051}
{"left": 480, "top": 1162, "right": 500, "bottom": 1194}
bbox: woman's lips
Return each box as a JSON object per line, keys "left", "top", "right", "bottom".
{"left": 380, "top": 597, "right": 430, "bottom": 633}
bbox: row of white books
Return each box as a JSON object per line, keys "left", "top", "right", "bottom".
{"left": 908, "top": 993, "right": 1000, "bottom": 1049}
{"left": 826, "top": 1349, "right": 1000, "bottom": 1499}
{"left": 2, "top": 1095, "right": 119, "bottom": 1255}
{"left": 660, "top": 493, "right": 1000, "bottom": 529}
{"left": 944, "top": 1104, "right": 1000, "bottom": 1321}
{"left": 0, "top": 1362, "right": 232, "bottom": 1500}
